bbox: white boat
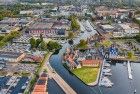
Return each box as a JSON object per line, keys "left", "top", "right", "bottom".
{"left": 13, "top": 83, "right": 17, "bottom": 87}
{"left": 100, "top": 77, "right": 113, "bottom": 87}
{"left": 102, "top": 68, "right": 111, "bottom": 73}
{"left": 104, "top": 63, "right": 110, "bottom": 67}
{"left": 103, "top": 72, "right": 112, "bottom": 76}
{"left": 100, "top": 81, "right": 113, "bottom": 87}
{"left": 21, "top": 85, "right": 27, "bottom": 89}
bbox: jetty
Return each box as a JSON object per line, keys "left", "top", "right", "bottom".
{"left": 127, "top": 61, "right": 132, "bottom": 80}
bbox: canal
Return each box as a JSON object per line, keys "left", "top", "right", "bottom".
{"left": 48, "top": 20, "right": 140, "bottom": 94}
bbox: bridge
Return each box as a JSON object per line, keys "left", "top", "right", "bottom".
{"left": 46, "top": 62, "right": 77, "bottom": 94}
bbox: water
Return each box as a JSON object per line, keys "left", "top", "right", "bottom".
{"left": 47, "top": 20, "right": 140, "bottom": 94}
{"left": 48, "top": 52, "right": 140, "bottom": 94}
{"left": 47, "top": 79, "right": 65, "bottom": 94}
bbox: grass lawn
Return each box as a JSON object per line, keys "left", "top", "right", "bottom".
{"left": 72, "top": 67, "right": 99, "bottom": 84}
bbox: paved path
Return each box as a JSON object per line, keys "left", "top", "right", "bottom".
{"left": 46, "top": 61, "right": 77, "bottom": 94}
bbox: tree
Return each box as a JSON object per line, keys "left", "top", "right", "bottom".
{"left": 94, "top": 41, "right": 101, "bottom": 48}
{"left": 127, "top": 51, "right": 134, "bottom": 59}
{"left": 77, "top": 39, "right": 88, "bottom": 49}
{"left": 40, "top": 40, "right": 46, "bottom": 50}
{"left": 133, "top": 18, "right": 140, "bottom": 30}
{"left": 102, "top": 40, "right": 112, "bottom": 47}
{"left": 30, "top": 37, "right": 36, "bottom": 49}
{"left": 69, "top": 15, "right": 80, "bottom": 31}
{"left": 0, "top": 36, "right": 4, "bottom": 41}
{"left": 47, "top": 41, "right": 61, "bottom": 51}
{"left": 134, "top": 33, "right": 140, "bottom": 43}
{"left": 40, "top": 33, "right": 43, "bottom": 42}
{"left": 68, "top": 32, "right": 74, "bottom": 39}
{"left": 36, "top": 39, "right": 41, "bottom": 48}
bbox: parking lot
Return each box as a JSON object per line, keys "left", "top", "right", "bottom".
{"left": 2, "top": 63, "right": 38, "bottom": 75}
{"left": 1, "top": 43, "right": 30, "bottom": 53}
{"left": 13, "top": 34, "right": 31, "bottom": 44}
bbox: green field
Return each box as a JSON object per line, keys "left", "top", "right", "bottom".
{"left": 72, "top": 67, "right": 99, "bottom": 84}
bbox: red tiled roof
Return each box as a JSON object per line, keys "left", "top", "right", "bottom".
{"left": 33, "top": 85, "right": 46, "bottom": 92}
{"left": 81, "top": 60, "right": 101, "bottom": 65}
{"left": 32, "top": 92, "right": 47, "bottom": 94}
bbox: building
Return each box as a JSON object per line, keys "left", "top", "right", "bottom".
{"left": 20, "top": 10, "right": 33, "bottom": 15}
{"left": 23, "top": 55, "right": 43, "bottom": 63}
{"left": 0, "top": 17, "right": 32, "bottom": 26}
{"left": 28, "top": 22, "right": 54, "bottom": 37}
{"left": 0, "top": 51, "right": 26, "bottom": 63}
{"left": 32, "top": 72, "right": 48, "bottom": 94}
{"left": 58, "top": 5, "right": 85, "bottom": 17}
{"left": 101, "top": 24, "right": 114, "bottom": 32}
{"left": 119, "top": 24, "right": 139, "bottom": 36}
{"left": 81, "top": 60, "right": 101, "bottom": 67}
{"left": 112, "top": 29, "right": 124, "bottom": 38}
{"left": 28, "top": 18, "right": 69, "bottom": 39}
{"left": 0, "top": 60, "right": 6, "bottom": 70}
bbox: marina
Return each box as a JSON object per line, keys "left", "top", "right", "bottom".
{"left": 100, "top": 77, "right": 114, "bottom": 87}
{"left": 0, "top": 76, "right": 29, "bottom": 94}
{"left": 103, "top": 72, "right": 112, "bottom": 76}
{"left": 99, "top": 59, "right": 113, "bottom": 88}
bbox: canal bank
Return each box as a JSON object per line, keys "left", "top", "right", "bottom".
{"left": 48, "top": 20, "right": 140, "bottom": 94}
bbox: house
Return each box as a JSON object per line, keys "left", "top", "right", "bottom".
{"left": 0, "top": 51, "right": 26, "bottom": 63}
{"left": 81, "top": 60, "right": 101, "bottom": 67}
{"left": 32, "top": 72, "right": 48, "bottom": 94}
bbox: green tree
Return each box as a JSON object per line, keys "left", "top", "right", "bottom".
{"left": 68, "top": 31, "right": 74, "bottom": 39}
{"left": 0, "top": 36, "right": 4, "bottom": 41}
{"left": 40, "top": 40, "right": 46, "bottom": 50}
{"left": 47, "top": 41, "right": 61, "bottom": 51}
{"left": 40, "top": 33, "right": 43, "bottom": 42}
{"left": 133, "top": 18, "right": 140, "bottom": 30}
{"left": 127, "top": 51, "right": 134, "bottom": 59}
{"left": 30, "top": 37, "right": 36, "bottom": 49}
{"left": 36, "top": 39, "right": 41, "bottom": 48}
{"left": 69, "top": 15, "right": 80, "bottom": 31}
{"left": 134, "top": 33, "right": 140, "bottom": 43}
{"left": 94, "top": 41, "right": 101, "bottom": 48}
{"left": 77, "top": 39, "right": 88, "bottom": 49}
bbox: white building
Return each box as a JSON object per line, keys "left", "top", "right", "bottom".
{"left": 20, "top": 10, "right": 33, "bottom": 15}
{"left": 112, "top": 24, "right": 139, "bottom": 38}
